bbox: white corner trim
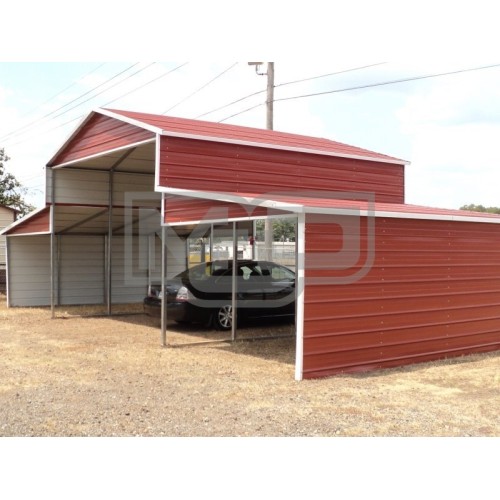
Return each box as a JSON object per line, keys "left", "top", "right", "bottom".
{"left": 295, "top": 212, "right": 305, "bottom": 381}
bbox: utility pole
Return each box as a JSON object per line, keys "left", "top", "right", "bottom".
{"left": 248, "top": 62, "right": 275, "bottom": 259}
{"left": 266, "top": 62, "right": 274, "bottom": 130}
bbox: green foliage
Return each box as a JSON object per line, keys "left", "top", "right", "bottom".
{"left": 0, "top": 148, "right": 35, "bottom": 217}
{"left": 255, "top": 218, "right": 296, "bottom": 242}
{"left": 460, "top": 204, "right": 500, "bottom": 214}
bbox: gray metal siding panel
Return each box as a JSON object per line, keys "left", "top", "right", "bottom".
{"left": 59, "top": 236, "right": 105, "bottom": 305}
{"left": 111, "top": 235, "right": 147, "bottom": 303}
{"left": 110, "top": 231, "right": 187, "bottom": 303}
{"left": 7, "top": 235, "right": 51, "bottom": 306}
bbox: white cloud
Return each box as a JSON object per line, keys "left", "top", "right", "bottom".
{"left": 396, "top": 67, "right": 500, "bottom": 208}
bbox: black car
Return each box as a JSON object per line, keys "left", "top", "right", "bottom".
{"left": 143, "top": 260, "right": 295, "bottom": 330}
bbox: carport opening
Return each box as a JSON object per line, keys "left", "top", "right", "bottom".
{"left": 158, "top": 216, "right": 298, "bottom": 347}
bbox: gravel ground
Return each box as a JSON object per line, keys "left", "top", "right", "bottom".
{"left": 1, "top": 294, "right": 499, "bottom": 437}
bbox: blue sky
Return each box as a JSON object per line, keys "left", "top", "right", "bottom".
{"left": 2, "top": 60, "right": 500, "bottom": 211}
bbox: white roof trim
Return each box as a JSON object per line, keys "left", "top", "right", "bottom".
{"left": 49, "top": 138, "right": 156, "bottom": 169}
{"left": 98, "top": 108, "right": 165, "bottom": 135}
{"left": 5, "top": 231, "right": 51, "bottom": 237}
{"left": 165, "top": 213, "right": 293, "bottom": 227}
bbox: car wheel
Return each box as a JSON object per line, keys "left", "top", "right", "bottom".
{"left": 213, "top": 304, "right": 233, "bottom": 330}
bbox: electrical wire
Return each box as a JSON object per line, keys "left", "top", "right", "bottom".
{"left": 196, "top": 62, "right": 386, "bottom": 120}
{"left": 275, "top": 62, "right": 386, "bottom": 88}
{"left": 102, "top": 62, "right": 189, "bottom": 108}
{"left": 50, "top": 63, "right": 156, "bottom": 120}
{"left": 273, "top": 62, "right": 500, "bottom": 103}
{"left": 195, "top": 87, "right": 266, "bottom": 119}
{"left": 162, "top": 63, "right": 238, "bottom": 114}
{"left": 4, "top": 63, "right": 159, "bottom": 148}
{"left": 5, "top": 63, "right": 189, "bottom": 149}
{"left": 218, "top": 62, "right": 500, "bottom": 123}
{"left": 0, "top": 63, "right": 141, "bottom": 144}
{"left": 15, "top": 63, "right": 107, "bottom": 120}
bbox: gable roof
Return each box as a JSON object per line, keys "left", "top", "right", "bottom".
{"left": 103, "top": 108, "right": 409, "bottom": 165}
{"left": 47, "top": 108, "right": 409, "bottom": 169}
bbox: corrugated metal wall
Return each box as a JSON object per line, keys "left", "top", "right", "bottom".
{"left": 164, "top": 195, "right": 270, "bottom": 224}
{"left": 48, "top": 113, "right": 154, "bottom": 166}
{"left": 159, "top": 136, "right": 404, "bottom": 203}
{"left": 7, "top": 236, "right": 51, "bottom": 306}
{"left": 7, "top": 232, "right": 186, "bottom": 307}
{"left": 46, "top": 169, "right": 160, "bottom": 208}
{"left": 59, "top": 236, "right": 105, "bottom": 305}
{"left": 303, "top": 214, "right": 500, "bottom": 378}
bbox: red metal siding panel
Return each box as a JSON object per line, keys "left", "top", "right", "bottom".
{"left": 164, "top": 195, "right": 270, "bottom": 224}
{"left": 159, "top": 136, "right": 404, "bottom": 203}
{"left": 7, "top": 208, "right": 50, "bottom": 235}
{"left": 302, "top": 215, "right": 500, "bottom": 378}
{"left": 49, "top": 114, "right": 154, "bottom": 166}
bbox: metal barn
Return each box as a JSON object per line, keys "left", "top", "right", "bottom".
{"left": 2, "top": 108, "right": 500, "bottom": 379}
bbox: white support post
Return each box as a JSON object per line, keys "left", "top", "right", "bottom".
{"left": 295, "top": 213, "right": 305, "bottom": 381}
{"left": 161, "top": 224, "right": 167, "bottom": 346}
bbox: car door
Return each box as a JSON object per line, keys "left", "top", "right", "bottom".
{"left": 256, "top": 262, "right": 296, "bottom": 315}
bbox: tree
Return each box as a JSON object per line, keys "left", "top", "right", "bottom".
{"left": 255, "top": 218, "right": 296, "bottom": 241}
{"left": 0, "top": 148, "right": 35, "bottom": 217}
{"left": 460, "top": 204, "right": 500, "bottom": 214}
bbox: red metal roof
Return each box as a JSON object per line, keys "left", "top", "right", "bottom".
{"left": 102, "top": 108, "right": 408, "bottom": 165}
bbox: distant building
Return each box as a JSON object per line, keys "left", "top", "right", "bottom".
{"left": 0, "top": 205, "right": 18, "bottom": 292}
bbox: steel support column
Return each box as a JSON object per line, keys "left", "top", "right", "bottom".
{"left": 231, "top": 221, "right": 237, "bottom": 341}
{"left": 106, "top": 169, "right": 114, "bottom": 315}
{"left": 50, "top": 168, "right": 56, "bottom": 319}
{"left": 161, "top": 224, "right": 167, "bottom": 346}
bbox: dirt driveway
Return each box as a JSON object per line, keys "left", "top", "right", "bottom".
{"left": 1, "top": 294, "right": 499, "bottom": 437}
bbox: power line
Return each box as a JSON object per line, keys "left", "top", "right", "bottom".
{"left": 50, "top": 63, "right": 156, "bottom": 120}
{"left": 196, "top": 62, "right": 386, "bottom": 120}
{"left": 274, "top": 62, "right": 500, "bottom": 103}
{"left": 218, "top": 62, "right": 500, "bottom": 123}
{"left": 5, "top": 63, "right": 189, "bottom": 149}
{"left": 162, "top": 62, "right": 238, "bottom": 114}
{"left": 16, "top": 63, "right": 107, "bottom": 120}
{"left": 3, "top": 63, "right": 159, "bottom": 148}
{"left": 195, "top": 87, "right": 266, "bottom": 119}
{"left": 102, "top": 62, "right": 189, "bottom": 108}
{"left": 218, "top": 102, "right": 264, "bottom": 123}
{"left": 275, "top": 62, "right": 386, "bottom": 88}
{"left": 0, "top": 63, "right": 141, "bottom": 144}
